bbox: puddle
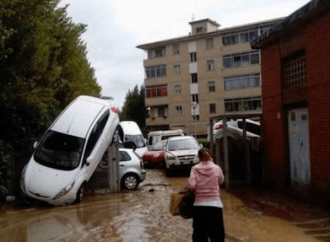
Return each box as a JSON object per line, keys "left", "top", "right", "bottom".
{"left": 0, "top": 169, "right": 329, "bottom": 242}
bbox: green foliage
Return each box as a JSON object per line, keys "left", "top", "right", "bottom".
{"left": 0, "top": 0, "right": 101, "bottom": 149}
{"left": 0, "top": 0, "right": 101, "bottom": 195}
{"left": 120, "top": 85, "right": 147, "bottom": 136}
{"left": 197, "top": 138, "right": 210, "bottom": 149}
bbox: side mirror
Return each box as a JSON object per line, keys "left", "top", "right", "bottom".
{"left": 86, "top": 156, "right": 93, "bottom": 166}
{"left": 33, "top": 141, "right": 38, "bottom": 149}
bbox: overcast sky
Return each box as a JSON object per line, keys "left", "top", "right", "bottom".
{"left": 58, "top": 0, "right": 310, "bottom": 109}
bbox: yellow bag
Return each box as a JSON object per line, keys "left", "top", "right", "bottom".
{"left": 169, "top": 190, "right": 195, "bottom": 219}
{"left": 169, "top": 192, "right": 184, "bottom": 216}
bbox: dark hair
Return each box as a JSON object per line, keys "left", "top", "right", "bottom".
{"left": 198, "top": 147, "right": 212, "bottom": 160}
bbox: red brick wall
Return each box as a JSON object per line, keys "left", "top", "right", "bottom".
{"left": 261, "top": 44, "right": 288, "bottom": 188}
{"left": 261, "top": 10, "right": 330, "bottom": 205}
{"left": 305, "top": 12, "right": 330, "bottom": 205}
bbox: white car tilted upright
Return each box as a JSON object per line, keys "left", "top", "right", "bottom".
{"left": 21, "top": 95, "right": 119, "bottom": 206}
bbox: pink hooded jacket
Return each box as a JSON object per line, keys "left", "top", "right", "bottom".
{"left": 186, "top": 160, "right": 224, "bottom": 203}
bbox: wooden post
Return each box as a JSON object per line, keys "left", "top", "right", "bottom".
{"left": 108, "top": 142, "right": 120, "bottom": 192}
{"left": 210, "top": 119, "right": 214, "bottom": 155}
{"left": 215, "top": 138, "right": 221, "bottom": 167}
{"left": 242, "top": 118, "right": 251, "bottom": 184}
{"left": 223, "top": 117, "right": 230, "bottom": 190}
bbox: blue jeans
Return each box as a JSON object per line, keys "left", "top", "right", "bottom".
{"left": 192, "top": 206, "right": 225, "bottom": 242}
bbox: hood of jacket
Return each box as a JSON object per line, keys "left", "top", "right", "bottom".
{"left": 194, "top": 160, "right": 217, "bottom": 177}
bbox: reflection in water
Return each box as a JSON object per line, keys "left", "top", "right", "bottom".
{"left": 0, "top": 169, "right": 329, "bottom": 242}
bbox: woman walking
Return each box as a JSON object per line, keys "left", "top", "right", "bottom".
{"left": 186, "top": 147, "right": 225, "bottom": 242}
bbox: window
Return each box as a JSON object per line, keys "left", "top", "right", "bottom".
{"left": 174, "top": 85, "right": 181, "bottom": 95}
{"left": 222, "top": 27, "right": 267, "bottom": 46}
{"left": 176, "top": 106, "right": 182, "bottom": 116}
{"left": 207, "top": 60, "right": 214, "bottom": 71}
{"left": 192, "top": 115, "right": 200, "bottom": 122}
{"left": 148, "top": 47, "right": 166, "bottom": 59}
{"left": 230, "top": 34, "right": 239, "bottom": 44}
{"left": 225, "top": 96, "right": 262, "bottom": 112}
{"left": 196, "top": 27, "right": 203, "bottom": 33}
{"left": 222, "top": 51, "right": 260, "bottom": 68}
{"left": 174, "top": 65, "right": 180, "bottom": 75}
{"left": 191, "top": 73, "right": 198, "bottom": 83}
{"left": 240, "top": 32, "right": 249, "bottom": 43}
{"left": 173, "top": 44, "right": 180, "bottom": 55}
{"left": 224, "top": 74, "right": 260, "bottom": 90}
{"left": 192, "top": 94, "right": 199, "bottom": 104}
{"left": 237, "top": 121, "right": 261, "bottom": 136}
{"left": 145, "top": 65, "right": 167, "bottom": 78}
{"left": 158, "top": 106, "right": 168, "bottom": 117}
{"left": 223, "top": 55, "right": 232, "bottom": 68}
{"left": 283, "top": 51, "right": 306, "bottom": 87}
{"left": 206, "top": 38, "right": 214, "bottom": 50}
{"left": 146, "top": 85, "right": 167, "bottom": 98}
{"left": 190, "top": 52, "right": 197, "bottom": 62}
{"left": 208, "top": 81, "right": 215, "bottom": 92}
{"left": 209, "top": 103, "right": 216, "bottom": 114}
{"left": 155, "top": 47, "right": 166, "bottom": 58}
{"left": 118, "top": 150, "right": 131, "bottom": 162}
{"left": 222, "top": 36, "right": 230, "bottom": 45}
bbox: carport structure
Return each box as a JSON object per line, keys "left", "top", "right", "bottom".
{"left": 209, "top": 112, "right": 263, "bottom": 189}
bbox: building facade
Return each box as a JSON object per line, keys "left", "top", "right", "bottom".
{"left": 137, "top": 18, "right": 282, "bottom": 136}
{"left": 252, "top": 0, "right": 330, "bottom": 207}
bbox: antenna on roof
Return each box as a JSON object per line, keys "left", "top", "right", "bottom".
{"left": 191, "top": 14, "right": 195, "bottom": 21}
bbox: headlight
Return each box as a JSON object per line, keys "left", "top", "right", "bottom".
{"left": 53, "top": 182, "right": 75, "bottom": 200}
{"left": 166, "top": 154, "right": 176, "bottom": 161}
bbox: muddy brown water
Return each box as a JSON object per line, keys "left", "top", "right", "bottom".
{"left": 1, "top": 169, "right": 330, "bottom": 242}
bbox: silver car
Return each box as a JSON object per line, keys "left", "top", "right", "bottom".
{"left": 118, "top": 148, "right": 146, "bottom": 190}
{"left": 164, "top": 136, "right": 201, "bottom": 176}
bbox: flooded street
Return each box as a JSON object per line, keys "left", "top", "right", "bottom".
{"left": 1, "top": 169, "right": 330, "bottom": 242}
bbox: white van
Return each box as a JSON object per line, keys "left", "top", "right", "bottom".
{"left": 21, "top": 95, "right": 119, "bottom": 206}
{"left": 147, "top": 129, "right": 184, "bottom": 150}
{"left": 117, "top": 121, "right": 147, "bottom": 158}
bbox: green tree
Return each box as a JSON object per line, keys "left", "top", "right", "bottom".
{"left": 120, "top": 85, "right": 147, "bottom": 135}
{"left": 0, "top": 0, "right": 101, "bottom": 201}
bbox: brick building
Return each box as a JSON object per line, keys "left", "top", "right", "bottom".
{"left": 252, "top": 0, "right": 330, "bottom": 207}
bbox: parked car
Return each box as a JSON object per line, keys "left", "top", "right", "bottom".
{"left": 209, "top": 118, "right": 261, "bottom": 152}
{"left": 21, "top": 95, "right": 119, "bottom": 206}
{"left": 164, "top": 136, "right": 202, "bottom": 176}
{"left": 118, "top": 148, "right": 146, "bottom": 190}
{"left": 210, "top": 119, "right": 260, "bottom": 140}
{"left": 117, "top": 121, "right": 147, "bottom": 158}
{"left": 147, "top": 129, "right": 184, "bottom": 150}
{"left": 141, "top": 140, "right": 167, "bottom": 168}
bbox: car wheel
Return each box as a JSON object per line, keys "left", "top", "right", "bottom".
{"left": 122, "top": 174, "right": 139, "bottom": 190}
{"left": 165, "top": 167, "right": 172, "bottom": 177}
{"left": 75, "top": 183, "right": 85, "bottom": 203}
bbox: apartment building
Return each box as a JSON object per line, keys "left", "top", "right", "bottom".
{"left": 137, "top": 18, "right": 282, "bottom": 136}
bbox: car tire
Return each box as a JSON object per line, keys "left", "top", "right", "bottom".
{"left": 75, "top": 183, "right": 85, "bottom": 203}
{"left": 122, "top": 174, "right": 139, "bottom": 190}
{"left": 165, "top": 167, "right": 172, "bottom": 177}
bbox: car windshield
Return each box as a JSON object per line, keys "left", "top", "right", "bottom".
{"left": 125, "top": 134, "right": 146, "bottom": 148}
{"left": 34, "top": 130, "right": 85, "bottom": 170}
{"left": 168, "top": 138, "right": 199, "bottom": 151}
{"left": 152, "top": 141, "right": 167, "bottom": 151}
